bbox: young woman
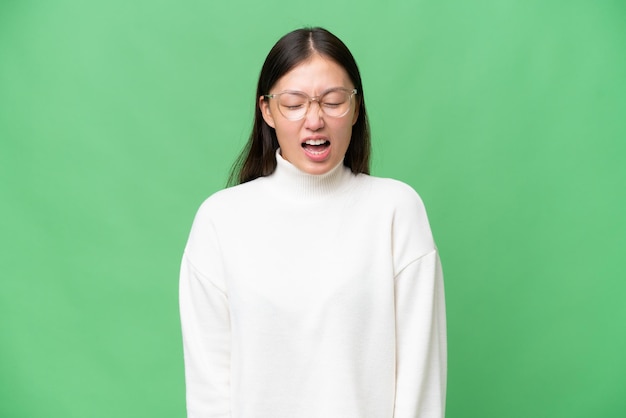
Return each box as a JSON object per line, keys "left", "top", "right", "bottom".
{"left": 180, "top": 27, "right": 447, "bottom": 418}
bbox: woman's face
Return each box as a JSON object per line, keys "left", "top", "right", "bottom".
{"left": 260, "top": 54, "right": 359, "bottom": 175}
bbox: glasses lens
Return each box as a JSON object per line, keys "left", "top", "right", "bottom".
{"left": 320, "top": 90, "right": 351, "bottom": 117}
{"left": 277, "top": 93, "right": 308, "bottom": 120}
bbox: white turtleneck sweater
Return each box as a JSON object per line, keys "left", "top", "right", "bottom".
{"left": 180, "top": 152, "right": 446, "bottom": 418}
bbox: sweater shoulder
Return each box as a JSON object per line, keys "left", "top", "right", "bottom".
{"left": 358, "top": 175, "right": 436, "bottom": 261}
{"left": 356, "top": 174, "right": 427, "bottom": 211}
{"left": 184, "top": 179, "right": 266, "bottom": 271}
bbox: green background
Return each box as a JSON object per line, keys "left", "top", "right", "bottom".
{"left": 1, "top": 0, "right": 625, "bottom": 417}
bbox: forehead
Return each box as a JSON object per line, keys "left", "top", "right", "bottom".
{"left": 272, "top": 54, "right": 352, "bottom": 93}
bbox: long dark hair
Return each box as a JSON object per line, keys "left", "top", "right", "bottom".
{"left": 228, "top": 27, "right": 371, "bottom": 185}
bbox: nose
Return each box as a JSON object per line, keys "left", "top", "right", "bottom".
{"left": 303, "top": 100, "right": 324, "bottom": 131}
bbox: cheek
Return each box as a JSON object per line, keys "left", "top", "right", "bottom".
{"left": 274, "top": 122, "right": 301, "bottom": 145}
{"left": 335, "top": 121, "right": 354, "bottom": 141}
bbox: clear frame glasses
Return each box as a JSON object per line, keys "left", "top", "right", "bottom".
{"left": 264, "top": 88, "right": 357, "bottom": 121}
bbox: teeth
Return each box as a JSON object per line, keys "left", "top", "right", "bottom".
{"left": 305, "top": 139, "right": 328, "bottom": 146}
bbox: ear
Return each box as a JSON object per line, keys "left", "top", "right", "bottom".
{"left": 259, "top": 96, "right": 276, "bottom": 128}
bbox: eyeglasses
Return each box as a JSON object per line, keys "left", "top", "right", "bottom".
{"left": 264, "top": 88, "right": 357, "bottom": 121}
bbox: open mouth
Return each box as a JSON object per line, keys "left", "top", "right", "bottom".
{"left": 302, "top": 138, "right": 330, "bottom": 155}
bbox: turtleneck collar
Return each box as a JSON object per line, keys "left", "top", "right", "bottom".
{"left": 264, "top": 149, "right": 354, "bottom": 200}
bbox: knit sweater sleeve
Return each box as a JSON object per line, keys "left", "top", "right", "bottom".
{"left": 393, "top": 250, "right": 447, "bottom": 418}
{"left": 390, "top": 184, "right": 447, "bottom": 418}
{"left": 179, "top": 203, "right": 230, "bottom": 418}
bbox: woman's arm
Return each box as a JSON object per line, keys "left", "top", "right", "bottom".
{"left": 179, "top": 255, "right": 231, "bottom": 418}
{"left": 393, "top": 250, "right": 447, "bottom": 418}
{"left": 179, "top": 202, "right": 231, "bottom": 418}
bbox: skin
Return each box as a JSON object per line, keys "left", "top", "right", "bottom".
{"left": 259, "top": 54, "right": 359, "bottom": 175}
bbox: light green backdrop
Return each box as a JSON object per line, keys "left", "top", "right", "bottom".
{"left": 1, "top": 1, "right": 625, "bottom": 417}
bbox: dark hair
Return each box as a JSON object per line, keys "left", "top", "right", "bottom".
{"left": 228, "top": 27, "right": 371, "bottom": 185}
